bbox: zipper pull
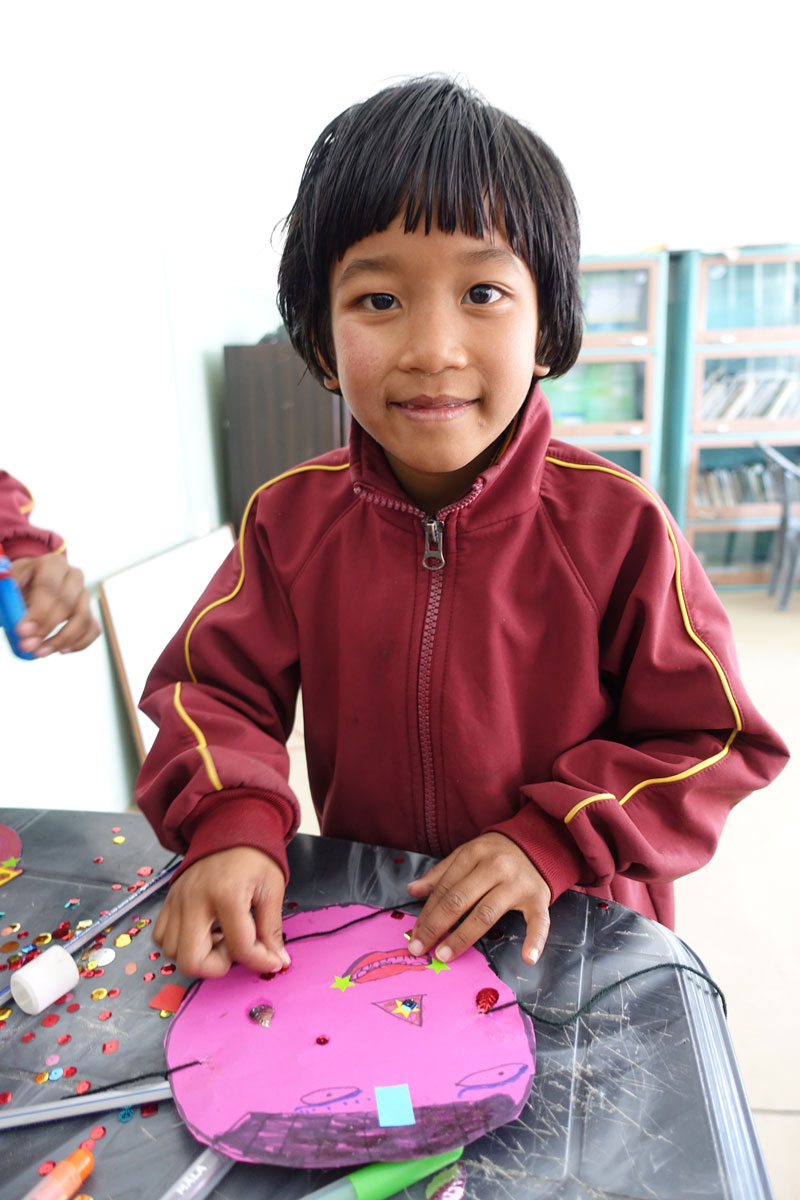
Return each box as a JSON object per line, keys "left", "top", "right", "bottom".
{"left": 421, "top": 516, "right": 445, "bottom": 571}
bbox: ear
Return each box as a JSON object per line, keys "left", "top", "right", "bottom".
{"left": 322, "top": 374, "right": 340, "bottom": 392}
{"left": 533, "top": 363, "right": 550, "bottom": 378}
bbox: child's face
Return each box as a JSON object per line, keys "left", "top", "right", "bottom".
{"left": 327, "top": 216, "right": 548, "bottom": 512}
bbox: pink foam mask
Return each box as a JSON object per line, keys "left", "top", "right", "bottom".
{"left": 165, "top": 904, "right": 535, "bottom": 1168}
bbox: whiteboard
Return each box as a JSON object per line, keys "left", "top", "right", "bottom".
{"left": 98, "top": 526, "right": 236, "bottom": 761}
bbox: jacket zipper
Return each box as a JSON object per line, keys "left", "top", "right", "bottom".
{"left": 354, "top": 480, "right": 484, "bottom": 857}
{"left": 418, "top": 516, "right": 445, "bottom": 855}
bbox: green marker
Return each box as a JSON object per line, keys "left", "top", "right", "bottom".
{"left": 301, "top": 1147, "right": 464, "bottom": 1200}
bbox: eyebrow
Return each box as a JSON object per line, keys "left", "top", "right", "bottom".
{"left": 335, "top": 246, "right": 521, "bottom": 290}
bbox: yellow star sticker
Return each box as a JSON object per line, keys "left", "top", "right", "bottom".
{"left": 392, "top": 1000, "right": 412, "bottom": 1017}
{"left": 425, "top": 958, "right": 450, "bottom": 975}
{"left": 330, "top": 974, "right": 354, "bottom": 992}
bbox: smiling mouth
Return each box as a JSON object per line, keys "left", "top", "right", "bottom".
{"left": 391, "top": 396, "right": 476, "bottom": 421}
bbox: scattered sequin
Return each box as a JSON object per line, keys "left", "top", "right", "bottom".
{"left": 91, "top": 948, "right": 116, "bottom": 967}
{"left": 45, "top": 1055, "right": 59, "bottom": 1066}
{"left": 0, "top": 1007, "right": 11, "bottom": 1021}
{"left": 58, "top": 1034, "right": 72, "bottom": 1045}
{"left": 80, "top": 1139, "right": 95, "bottom": 1151}
{"left": 141, "top": 1102, "right": 158, "bottom": 1117}
{"left": 93, "top": 856, "right": 104, "bottom": 864}
{"left": 160, "top": 963, "right": 176, "bottom": 975}
{"left": 41, "top": 1014, "right": 59, "bottom": 1028}
{"left": 33, "top": 933, "right": 52, "bottom": 947}
{"left": 108, "top": 988, "right": 120, "bottom": 998}
{"left": 114, "top": 934, "right": 132, "bottom": 948}
{"left": 91, "top": 1125, "right": 106, "bottom": 1140}
{"left": 475, "top": 987, "right": 500, "bottom": 1014}
{"left": 249, "top": 1004, "right": 274, "bottom": 1027}
{"left": 119, "top": 1106, "right": 133, "bottom": 1122}
{"left": 124, "top": 963, "right": 137, "bottom": 976}
{"left": 66, "top": 1003, "right": 80, "bottom": 1013}
{"left": 39, "top": 1161, "right": 56, "bottom": 1176}
{"left": 21, "top": 1032, "right": 35, "bottom": 1043}
{"left": 34, "top": 1072, "right": 49, "bottom": 1084}
{"left": 143, "top": 972, "right": 155, "bottom": 982}
{"left": 98, "top": 1010, "right": 112, "bottom": 1022}
{"left": 1, "top": 940, "right": 19, "bottom": 953}
{"left": 76, "top": 1080, "right": 91, "bottom": 1094}
{"left": 112, "top": 836, "right": 126, "bottom": 845}
{"left": 48, "top": 1068, "right": 63, "bottom": 1081}
{"left": 102, "top": 1040, "right": 119, "bottom": 1054}
{"left": 90, "top": 988, "right": 108, "bottom": 1001}
{"left": 0, "top": 1092, "right": 12, "bottom": 1104}
{"left": 63, "top": 1066, "right": 77, "bottom": 1077}
{"left": 65, "top": 898, "right": 80, "bottom": 909}
{"left": 316, "top": 1035, "right": 329, "bottom": 1045}
{"left": 137, "top": 866, "right": 153, "bottom": 877}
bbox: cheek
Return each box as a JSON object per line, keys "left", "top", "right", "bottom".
{"left": 333, "top": 327, "right": 385, "bottom": 391}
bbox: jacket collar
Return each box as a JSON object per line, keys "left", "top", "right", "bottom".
{"left": 348, "top": 381, "right": 553, "bottom": 526}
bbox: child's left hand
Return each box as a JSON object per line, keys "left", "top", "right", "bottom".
{"left": 405, "top": 832, "right": 551, "bottom": 967}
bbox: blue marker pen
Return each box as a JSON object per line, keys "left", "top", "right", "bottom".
{"left": 0, "top": 542, "right": 35, "bottom": 659}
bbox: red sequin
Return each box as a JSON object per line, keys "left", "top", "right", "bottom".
{"left": 476, "top": 987, "right": 500, "bottom": 1014}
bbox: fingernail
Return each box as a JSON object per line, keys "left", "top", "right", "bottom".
{"left": 434, "top": 945, "right": 452, "bottom": 963}
{"left": 35, "top": 645, "right": 53, "bottom": 657}
{"left": 280, "top": 949, "right": 291, "bottom": 968}
{"left": 527, "top": 947, "right": 540, "bottom": 965}
{"left": 408, "top": 939, "right": 424, "bottom": 958}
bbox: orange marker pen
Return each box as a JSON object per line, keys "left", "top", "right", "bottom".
{"left": 20, "top": 1148, "right": 94, "bottom": 1200}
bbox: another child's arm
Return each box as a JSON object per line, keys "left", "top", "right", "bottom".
{"left": 11, "top": 553, "right": 100, "bottom": 655}
{"left": 406, "top": 832, "right": 551, "bottom": 966}
{"left": 153, "top": 847, "right": 290, "bottom": 978}
{"left": 0, "top": 471, "right": 100, "bottom": 654}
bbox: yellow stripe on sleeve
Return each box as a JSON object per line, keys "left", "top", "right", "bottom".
{"left": 544, "top": 456, "right": 743, "bottom": 825}
{"left": 173, "top": 681, "right": 223, "bottom": 792}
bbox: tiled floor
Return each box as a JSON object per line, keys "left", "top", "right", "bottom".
{"left": 288, "top": 588, "right": 799, "bottom": 1196}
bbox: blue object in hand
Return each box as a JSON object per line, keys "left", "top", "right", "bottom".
{"left": 0, "top": 546, "right": 35, "bottom": 660}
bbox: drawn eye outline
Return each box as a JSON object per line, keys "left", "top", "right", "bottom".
{"left": 455, "top": 1062, "right": 528, "bottom": 1098}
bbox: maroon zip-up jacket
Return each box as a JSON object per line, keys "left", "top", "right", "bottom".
{"left": 136, "top": 387, "right": 788, "bottom": 928}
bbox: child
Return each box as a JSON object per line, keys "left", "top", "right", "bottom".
{"left": 0, "top": 470, "right": 100, "bottom": 655}
{"left": 136, "top": 77, "right": 788, "bottom": 980}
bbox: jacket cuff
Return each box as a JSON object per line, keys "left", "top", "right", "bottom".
{"left": 486, "top": 805, "right": 588, "bottom": 904}
{"left": 174, "top": 788, "right": 294, "bottom": 884}
{"left": 3, "top": 532, "right": 65, "bottom": 559}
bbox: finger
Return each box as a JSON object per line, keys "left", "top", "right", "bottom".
{"left": 214, "top": 892, "right": 284, "bottom": 975}
{"left": 36, "top": 596, "right": 100, "bottom": 655}
{"left": 430, "top": 882, "right": 513, "bottom": 964}
{"left": 252, "top": 891, "right": 291, "bottom": 971}
{"left": 407, "top": 854, "right": 491, "bottom": 957}
{"left": 27, "top": 568, "right": 84, "bottom": 638}
{"left": 520, "top": 902, "right": 551, "bottom": 967}
{"left": 406, "top": 856, "right": 450, "bottom": 898}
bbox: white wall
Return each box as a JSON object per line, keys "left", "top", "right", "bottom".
{"left": 2, "top": 0, "right": 798, "bottom": 812}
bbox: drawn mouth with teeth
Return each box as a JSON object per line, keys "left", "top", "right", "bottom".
{"left": 344, "top": 946, "right": 432, "bottom": 984}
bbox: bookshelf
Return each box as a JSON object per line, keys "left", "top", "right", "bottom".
{"left": 542, "top": 253, "right": 668, "bottom": 487}
{"left": 664, "top": 246, "right": 800, "bottom": 585}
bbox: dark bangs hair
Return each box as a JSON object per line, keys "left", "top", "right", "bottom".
{"left": 277, "top": 76, "right": 582, "bottom": 385}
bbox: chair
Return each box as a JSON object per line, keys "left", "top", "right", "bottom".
{"left": 757, "top": 442, "right": 800, "bottom": 610}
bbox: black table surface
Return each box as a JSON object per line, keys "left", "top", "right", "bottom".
{"left": 0, "top": 809, "right": 772, "bottom": 1200}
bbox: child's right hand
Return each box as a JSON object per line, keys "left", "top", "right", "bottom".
{"left": 152, "top": 846, "right": 289, "bottom": 979}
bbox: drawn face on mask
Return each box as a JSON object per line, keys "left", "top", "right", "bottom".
{"left": 165, "top": 904, "right": 535, "bottom": 1168}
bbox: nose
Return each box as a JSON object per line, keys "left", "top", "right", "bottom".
{"left": 397, "top": 302, "right": 468, "bottom": 375}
